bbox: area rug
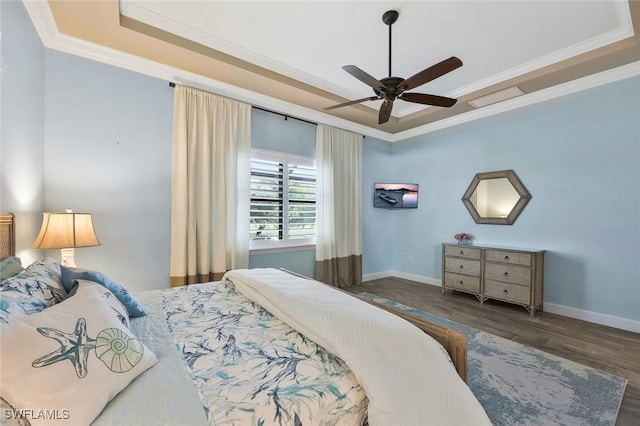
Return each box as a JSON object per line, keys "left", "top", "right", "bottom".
{"left": 358, "top": 293, "right": 627, "bottom": 426}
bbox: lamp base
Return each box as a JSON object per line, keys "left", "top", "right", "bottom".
{"left": 60, "top": 248, "right": 76, "bottom": 268}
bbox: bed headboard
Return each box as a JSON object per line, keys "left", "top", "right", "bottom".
{"left": 0, "top": 213, "right": 16, "bottom": 260}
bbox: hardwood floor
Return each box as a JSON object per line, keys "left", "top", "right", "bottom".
{"left": 347, "top": 276, "right": 640, "bottom": 426}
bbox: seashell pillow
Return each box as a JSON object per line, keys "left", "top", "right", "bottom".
{"left": 0, "top": 281, "right": 157, "bottom": 426}
{"left": 0, "top": 257, "right": 67, "bottom": 323}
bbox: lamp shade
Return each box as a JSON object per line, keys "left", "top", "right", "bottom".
{"left": 32, "top": 212, "right": 101, "bottom": 249}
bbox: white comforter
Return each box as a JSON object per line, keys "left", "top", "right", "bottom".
{"left": 223, "top": 268, "right": 491, "bottom": 426}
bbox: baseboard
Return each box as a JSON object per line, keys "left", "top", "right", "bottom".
{"left": 543, "top": 302, "right": 640, "bottom": 334}
{"left": 363, "top": 270, "right": 441, "bottom": 287}
{"left": 363, "top": 270, "right": 640, "bottom": 334}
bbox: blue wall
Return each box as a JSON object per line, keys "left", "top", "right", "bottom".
{"left": 43, "top": 50, "right": 174, "bottom": 291}
{"left": 0, "top": 0, "right": 45, "bottom": 265}
{"left": 251, "top": 109, "right": 315, "bottom": 158}
{"left": 387, "top": 78, "right": 640, "bottom": 321}
{"left": 361, "top": 137, "right": 395, "bottom": 275}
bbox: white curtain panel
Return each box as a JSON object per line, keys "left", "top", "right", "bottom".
{"left": 170, "top": 85, "right": 251, "bottom": 286}
{"left": 315, "top": 124, "right": 363, "bottom": 288}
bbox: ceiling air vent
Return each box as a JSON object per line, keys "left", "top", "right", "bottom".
{"left": 468, "top": 87, "right": 524, "bottom": 108}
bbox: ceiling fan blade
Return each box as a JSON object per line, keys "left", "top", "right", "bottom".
{"left": 400, "top": 92, "right": 457, "bottom": 108}
{"left": 399, "top": 57, "right": 463, "bottom": 92}
{"left": 324, "top": 96, "right": 380, "bottom": 111}
{"left": 378, "top": 100, "right": 394, "bottom": 124}
{"left": 342, "top": 65, "right": 386, "bottom": 92}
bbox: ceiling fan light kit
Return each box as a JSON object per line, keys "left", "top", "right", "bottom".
{"left": 325, "top": 10, "right": 463, "bottom": 125}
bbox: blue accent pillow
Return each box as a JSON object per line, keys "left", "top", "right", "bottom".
{"left": 60, "top": 266, "right": 146, "bottom": 317}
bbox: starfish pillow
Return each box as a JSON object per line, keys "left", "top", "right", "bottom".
{"left": 0, "top": 281, "right": 157, "bottom": 425}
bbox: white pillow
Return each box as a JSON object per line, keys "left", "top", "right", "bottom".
{"left": 0, "top": 281, "right": 158, "bottom": 425}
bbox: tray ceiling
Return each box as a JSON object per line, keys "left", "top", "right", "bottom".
{"left": 24, "top": 1, "right": 640, "bottom": 141}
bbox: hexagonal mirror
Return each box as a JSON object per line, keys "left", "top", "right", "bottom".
{"left": 462, "top": 170, "right": 531, "bottom": 225}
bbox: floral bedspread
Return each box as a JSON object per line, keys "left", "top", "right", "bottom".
{"left": 162, "top": 280, "right": 368, "bottom": 426}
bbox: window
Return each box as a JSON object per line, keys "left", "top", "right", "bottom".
{"left": 250, "top": 149, "right": 316, "bottom": 250}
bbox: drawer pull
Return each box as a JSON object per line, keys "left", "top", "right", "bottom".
{"left": 459, "top": 265, "right": 464, "bottom": 270}
{"left": 503, "top": 289, "right": 509, "bottom": 294}
{"left": 503, "top": 272, "right": 509, "bottom": 277}
{"left": 459, "top": 280, "right": 464, "bottom": 285}
{"left": 459, "top": 250, "right": 465, "bottom": 255}
{"left": 504, "top": 255, "right": 510, "bottom": 261}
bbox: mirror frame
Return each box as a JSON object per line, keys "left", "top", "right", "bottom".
{"left": 461, "top": 170, "right": 531, "bottom": 225}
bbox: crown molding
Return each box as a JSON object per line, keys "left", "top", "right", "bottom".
{"left": 391, "top": 60, "right": 640, "bottom": 142}
{"left": 119, "top": 0, "right": 634, "bottom": 122}
{"left": 23, "top": 1, "right": 640, "bottom": 143}
{"left": 119, "top": 1, "right": 368, "bottom": 106}
{"left": 23, "top": 1, "right": 393, "bottom": 141}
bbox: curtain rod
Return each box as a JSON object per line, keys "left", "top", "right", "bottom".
{"left": 169, "top": 82, "right": 316, "bottom": 127}
{"left": 252, "top": 105, "right": 317, "bottom": 127}
{"left": 169, "top": 82, "right": 364, "bottom": 138}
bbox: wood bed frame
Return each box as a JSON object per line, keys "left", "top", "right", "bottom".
{"left": 0, "top": 212, "right": 468, "bottom": 382}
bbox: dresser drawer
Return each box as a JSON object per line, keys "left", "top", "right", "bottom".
{"left": 484, "top": 280, "right": 531, "bottom": 304}
{"left": 441, "top": 242, "right": 544, "bottom": 316}
{"left": 484, "top": 262, "right": 531, "bottom": 286}
{"left": 444, "top": 257, "right": 481, "bottom": 277}
{"left": 444, "top": 245, "right": 481, "bottom": 260}
{"left": 485, "top": 250, "right": 531, "bottom": 266}
{"left": 444, "top": 272, "right": 480, "bottom": 293}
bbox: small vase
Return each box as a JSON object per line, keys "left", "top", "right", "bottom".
{"left": 458, "top": 239, "right": 469, "bottom": 245}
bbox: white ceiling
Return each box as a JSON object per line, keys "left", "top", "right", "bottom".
{"left": 22, "top": 1, "right": 640, "bottom": 140}
{"left": 120, "top": 0, "right": 632, "bottom": 118}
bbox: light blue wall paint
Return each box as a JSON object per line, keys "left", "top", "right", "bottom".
{"left": 43, "top": 50, "right": 174, "bottom": 291}
{"left": 249, "top": 108, "right": 317, "bottom": 276}
{"left": 361, "top": 136, "right": 395, "bottom": 275}
{"left": 388, "top": 77, "right": 640, "bottom": 320}
{"left": 251, "top": 108, "right": 316, "bottom": 157}
{"left": 0, "top": 0, "right": 45, "bottom": 265}
{"left": 249, "top": 248, "right": 316, "bottom": 278}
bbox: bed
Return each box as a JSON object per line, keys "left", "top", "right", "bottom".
{"left": 0, "top": 213, "right": 490, "bottom": 425}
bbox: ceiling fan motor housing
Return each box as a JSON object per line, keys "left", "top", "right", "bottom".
{"left": 378, "top": 77, "right": 405, "bottom": 99}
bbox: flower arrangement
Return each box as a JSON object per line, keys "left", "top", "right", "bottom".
{"left": 454, "top": 233, "right": 472, "bottom": 244}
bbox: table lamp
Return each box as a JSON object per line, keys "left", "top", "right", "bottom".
{"left": 32, "top": 209, "right": 101, "bottom": 267}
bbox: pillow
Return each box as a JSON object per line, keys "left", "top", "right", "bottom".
{"left": 0, "top": 281, "right": 157, "bottom": 426}
{"left": 0, "top": 257, "right": 24, "bottom": 281}
{"left": 0, "top": 397, "right": 27, "bottom": 426}
{"left": 0, "top": 258, "right": 67, "bottom": 323}
{"left": 74, "top": 279, "right": 131, "bottom": 329}
{"left": 61, "top": 266, "right": 146, "bottom": 317}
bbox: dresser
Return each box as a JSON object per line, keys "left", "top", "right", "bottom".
{"left": 442, "top": 243, "right": 544, "bottom": 316}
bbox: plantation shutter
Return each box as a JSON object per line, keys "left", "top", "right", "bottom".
{"left": 288, "top": 163, "right": 316, "bottom": 240}
{"left": 250, "top": 156, "right": 283, "bottom": 241}
{"left": 250, "top": 150, "right": 316, "bottom": 246}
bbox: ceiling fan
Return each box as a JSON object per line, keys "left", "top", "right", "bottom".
{"left": 325, "top": 10, "right": 463, "bottom": 125}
